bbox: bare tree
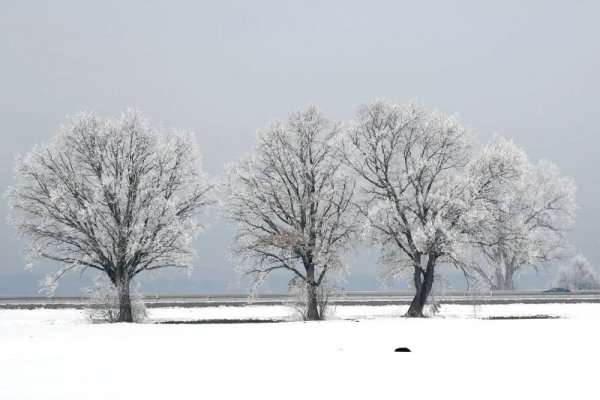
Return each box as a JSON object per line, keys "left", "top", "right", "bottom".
{"left": 476, "top": 160, "right": 576, "bottom": 290}
{"left": 7, "top": 109, "right": 214, "bottom": 322}
{"left": 342, "top": 100, "right": 525, "bottom": 317}
{"left": 223, "top": 105, "right": 356, "bottom": 320}
{"left": 555, "top": 255, "right": 600, "bottom": 290}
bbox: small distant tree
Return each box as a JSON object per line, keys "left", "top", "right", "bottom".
{"left": 476, "top": 160, "right": 576, "bottom": 290}
{"left": 223, "top": 105, "right": 357, "bottom": 321}
{"left": 555, "top": 255, "right": 600, "bottom": 290}
{"left": 8, "top": 109, "right": 214, "bottom": 322}
{"left": 342, "top": 100, "right": 526, "bottom": 317}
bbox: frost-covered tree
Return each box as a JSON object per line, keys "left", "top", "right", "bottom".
{"left": 7, "top": 109, "right": 214, "bottom": 322}
{"left": 555, "top": 255, "right": 600, "bottom": 290}
{"left": 342, "top": 100, "right": 526, "bottom": 317}
{"left": 476, "top": 160, "right": 576, "bottom": 290}
{"left": 223, "top": 105, "right": 357, "bottom": 320}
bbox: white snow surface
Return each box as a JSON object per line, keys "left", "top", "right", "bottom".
{"left": 1, "top": 303, "right": 599, "bottom": 399}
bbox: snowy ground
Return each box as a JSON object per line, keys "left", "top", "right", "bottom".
{"left": 1, "top": 303, "right": 599, "bottom": 399}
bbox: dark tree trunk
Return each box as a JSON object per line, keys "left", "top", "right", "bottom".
{"left": 406, "top": 254, "right": 436, "bottom": 317}
{"left": 116, "top": 277, "right": 133, "bottom": 323}
{"left": 304, "top": 262, "right": 322, "bottom": 321}
{"left": 306, "top": 282, "right": 321, "bottom": 321}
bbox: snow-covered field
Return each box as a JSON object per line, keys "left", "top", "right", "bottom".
{"left": 1, "top": 303, "right": 599, "bottom": 399}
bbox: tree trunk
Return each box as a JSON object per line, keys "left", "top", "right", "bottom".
{"left": 492, "top": 248, "right": 507, "bottom": 290}
{"left": 406, "top": 255, "right": 436, "bottom": 317}
{"left": 495, "top": 248, "right": 516, "bottom": 290}
{"left": 504, "top": 266, "right": 515, "bottom": 290}
{"left": 304, "top": 262, "right": 321, "bottom": 321}
{"left": 306, "top": 282, "right": 321, "bottom": 321}
{"left": 116, "top": 277, "right": 133, "bottom": 323}
{"left": 495, "top": 263, "right": 515, "bottom": 290}
{"left": 495, "top": 266, "right": 505, "bottom": 290}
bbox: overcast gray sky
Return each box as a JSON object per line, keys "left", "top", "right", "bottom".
{"left": 1, "top": 0, "right": 599, "bottom": 295}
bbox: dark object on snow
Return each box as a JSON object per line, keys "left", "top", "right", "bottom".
{"left": 395, "top": 347, "right": 411, "bottom": 352}
{"left": 160, "top": 319, "right": 285, "bottom": 324}
{"left": 543, "top": 287, "right": 571, "bottom": 293}
{"left": 485, "top": 315, "right": 560, "bottom": 320}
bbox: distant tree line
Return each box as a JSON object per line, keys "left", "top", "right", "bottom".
{"left": 555, "top": 255, "right": 600, "bottom": 290}
{"left": 8, "top": 102, "right": 582, "bottom": 322}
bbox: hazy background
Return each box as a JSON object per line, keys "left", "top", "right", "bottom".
{"left": 1, "top": 0, "right": 599, "bottom": 295}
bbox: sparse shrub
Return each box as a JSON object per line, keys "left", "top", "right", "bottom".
{"left": 426, "top": 273, "right": 450, "bottom": 316}
{"left": 85, "top": 276, "right": 147, "bottom": 323}
{"left": 287, "top": 277, "right": 343, "bottom": 321}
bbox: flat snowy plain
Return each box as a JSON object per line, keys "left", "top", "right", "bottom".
{"left": 1, "top": 303, "right": 599, "bottom": 400}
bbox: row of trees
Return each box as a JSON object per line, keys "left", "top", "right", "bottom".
{"left": 7, "top": 102, "right": 578, "bottom": 321}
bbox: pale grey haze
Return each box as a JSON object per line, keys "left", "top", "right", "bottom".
{"left": 1, "top": 1, "right": 599, "bottom": 295}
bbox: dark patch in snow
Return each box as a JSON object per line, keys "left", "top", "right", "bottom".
{"left": 394, "top": 347, "right": 411, "bottom": 352}
{"left": 159, "top": 319, "right": 286, "bottom": 324}
{"left": 484, "top": 315, "right": 561, "bottom": 320}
